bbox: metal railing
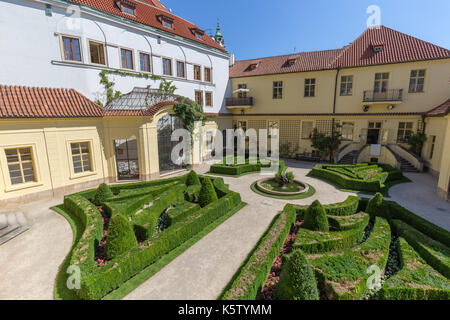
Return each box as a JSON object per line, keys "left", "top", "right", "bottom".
{"left": 363, "top": 89, "right": 403, "bottom": 102}
{"left": 225, "top": 97, "right": 254, "bottom": 107}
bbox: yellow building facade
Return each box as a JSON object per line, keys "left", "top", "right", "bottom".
{"left": 0, "top": 87, "right": 217, "bottom": 205}
{"left": 223, "top": 26, "right": 450, "bottom": 200}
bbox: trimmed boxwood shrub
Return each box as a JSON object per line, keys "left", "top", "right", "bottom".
{"left": 105, "top": 214, "right": 138, "bottom": 260}
{"left": 275, "top": 249, "right": 319, "bottom": 300}
{"left": 378, "top": 238, "right": 450, "bottom": 300}
{"left": 220, "top": 204, "right": 296, "bottom": 300}
{"left": 303, "top": 200, "right": 329, "bottom": 232}
{"left": 93, "top": 183, "right": 114, "bottom": 206}
{"left": 198, "top": 177, "right": 218, "bottom": 208}
{"left": 327, "top": 212, "right": 370, "bottom": 231}
{"left": 366, "top": 193, "right": 384, "bottom": 219}
{"left": 392, "top": 220, "right": 450, "bottom": 279}
{"left": 186, "top": 170, "right": 201, "bottom": 186}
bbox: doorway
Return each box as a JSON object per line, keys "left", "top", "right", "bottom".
{"left": 157, "top": 114, "right": 184, "bottom": 173}
{"left": 367, "top": 122, "right": 382, "bottom": 144}
{"left": 114, "top": 139, "right": 139, "bottom": 180}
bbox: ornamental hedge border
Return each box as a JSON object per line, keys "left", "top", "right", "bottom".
{"left": 378, "top": 238, "right": 450, "bottom": 300}
{"left": 309, "top": 164, "right": 389, "bottom": 192}
{"left": 392, "top": 220, "right": 450, "bottom": 279}
{"left": 58, "top": 174, "right": 243, "bottom": 300}
{"left": 294, "top": 214, "right": 369, "bottom": 254}
{"left": 209, "top": 158, "right": 278, "bottom": 176}
{"left": 309, "top": 217, "right": 391, "bottom": 300}
{"left": 219, "top": 204, "right": 296, "bottom": 300}
{"left": 295, "top": 196, "right": 360, "bottom": 217}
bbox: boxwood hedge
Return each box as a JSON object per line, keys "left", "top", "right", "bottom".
{"left": 219, "top": 204, "right": 296, "bottom": 300}
{"left": 378, "top": 238, "right": 450, "bottom": 300}
{"left": 392, "top": 220, "right": 450, "bottom": 279}
{"left": 62, "top": 174, "right": 243, "bottom": 300}
{"left": 309, "top": 164, "right": 390, "bottom": 192}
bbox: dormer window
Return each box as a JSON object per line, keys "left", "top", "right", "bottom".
{"left": 157, "top": 15, "right": 174, "bottom": 29}
{"left": 371, "top": 42, "right": 384, "bottom": 53}
{"left": 116, "top": 0, "right": 137, "bottom": 16}
{"left": 246, "top": 63, "right": 259, "bottom": 71}
{"left": 190, "top": 28, "right": 205, "bottom": 40}
{"left": 286, "top": 58, "right": 297, "bottom": 66}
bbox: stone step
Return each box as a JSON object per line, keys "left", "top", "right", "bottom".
{"left": 0, "top": 214, "right": 7, "bottom": 229}
{"left": 0, "top": 224, "right": 19, "bottom": 238}
{"left": 0, "top": 225, "right": 29, "bottom": 246}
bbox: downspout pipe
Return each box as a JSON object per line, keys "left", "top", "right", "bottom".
{"left": 331, "top": 66, "right": 341, "bottom": 162}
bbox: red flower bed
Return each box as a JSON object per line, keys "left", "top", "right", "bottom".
{"left": 261, "top": 220, "right": 302, "bottom": 300}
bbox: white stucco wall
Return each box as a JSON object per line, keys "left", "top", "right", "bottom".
{"left": 0, "top": 0, "right": 231, "bottom": 114}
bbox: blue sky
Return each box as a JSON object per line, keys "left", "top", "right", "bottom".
{"left": 163, "top": 0, "right": 450, "bottom": 60}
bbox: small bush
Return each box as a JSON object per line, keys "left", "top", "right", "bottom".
{"left": 198, "top": 177, "right": 218, "bottom": 207}
{"left": 186, "top": 170, "right": 201, "bottom": 186}
{"left": 275, "top": 249, "right": 319, "bottom": 300}
{"left": 93, "top": 183, "right": 114, "bottom": 206}
{"left": 105, "top": 214, "right": 138, "bottom": 260}
{"left": 366, "top": 193, "right": 383, "bottom": 218}
{"left": 303, "top": 200, "right": 329, "bottom": 232}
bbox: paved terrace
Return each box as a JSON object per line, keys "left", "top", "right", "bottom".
{"left": 0, "top": 160, "right": 448, "bottom": 300}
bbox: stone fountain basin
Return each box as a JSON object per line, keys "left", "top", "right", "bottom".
{"left": 255, "top": 178, "right": 310, "bottom": 196}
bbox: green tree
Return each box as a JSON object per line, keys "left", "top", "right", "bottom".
{"left": 406, "top": 132, "right": 427, "bottom": 156}
{"left": 310, "top": 126, "right": 342, "bottom": 162}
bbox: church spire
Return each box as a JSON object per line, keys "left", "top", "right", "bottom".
{"left": 214, "top": 19, "right": 225, "bottom": 47}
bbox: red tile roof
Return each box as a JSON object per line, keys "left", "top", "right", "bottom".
{"left": 229, "top": 49, "right": 343, "bottom": 78}
{"left": 331, "top": 26, "right": 450, "bottom": 68}
{"left": 0, "top": 86, "right": 103, "bottom": 118}
{"left": 230, "top": 26, "right": 450, "bottom": 78}
{"left": 70, "top": 0, "right": 226, "bottom": 52}
{"left": 426, "top": 98, "right": 450, "bottom": 117}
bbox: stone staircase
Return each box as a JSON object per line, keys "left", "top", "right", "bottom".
{"left": 338, "top": 150, "right": 358, "bottom": 165}
{"left": 0, "top": 212, "right": 29, "bottom": 246}
{"left": 400, "top": 157, "right": 419, "bottom": 173}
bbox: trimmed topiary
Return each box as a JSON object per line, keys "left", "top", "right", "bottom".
{"left": 198, "top": 177, "right": 218, "bottom": 207}
{"left": 105, "top": 214, "right": 138, "bottom": 260}
{"left": 275, "top": 249, "right": 319, "bottom": 300}
{"left": 186, "top": 170, "right": 201, "bottom": 186}
{"left": 366, "top": 192, "right": 383, "bottom": 218}
{"left": 303, "top": 200, "right": 329, "bottom": 231}
{"left": 93, "top": 183, "right": 114, "bottom": 206}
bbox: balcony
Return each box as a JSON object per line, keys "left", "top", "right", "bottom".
{"left": 363, "top": 89, "right": 403, "bottom": 104}
{"left": 225, "top": 97, "right": 254, "bottom": 109}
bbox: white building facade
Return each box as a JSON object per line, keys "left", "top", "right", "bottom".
{"left": 0, "top": 0, "right": 231, "bottom": 115}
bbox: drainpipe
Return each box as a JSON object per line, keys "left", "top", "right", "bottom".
{"left": 331, "top": 66, "right": 341, "bottom": 162}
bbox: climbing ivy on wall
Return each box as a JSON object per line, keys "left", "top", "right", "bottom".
{"left": 98, "top": 70, "right": 177, "bottom": 105}
{"left": 173, "top": 97, "right": 206, "bottom": 136}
